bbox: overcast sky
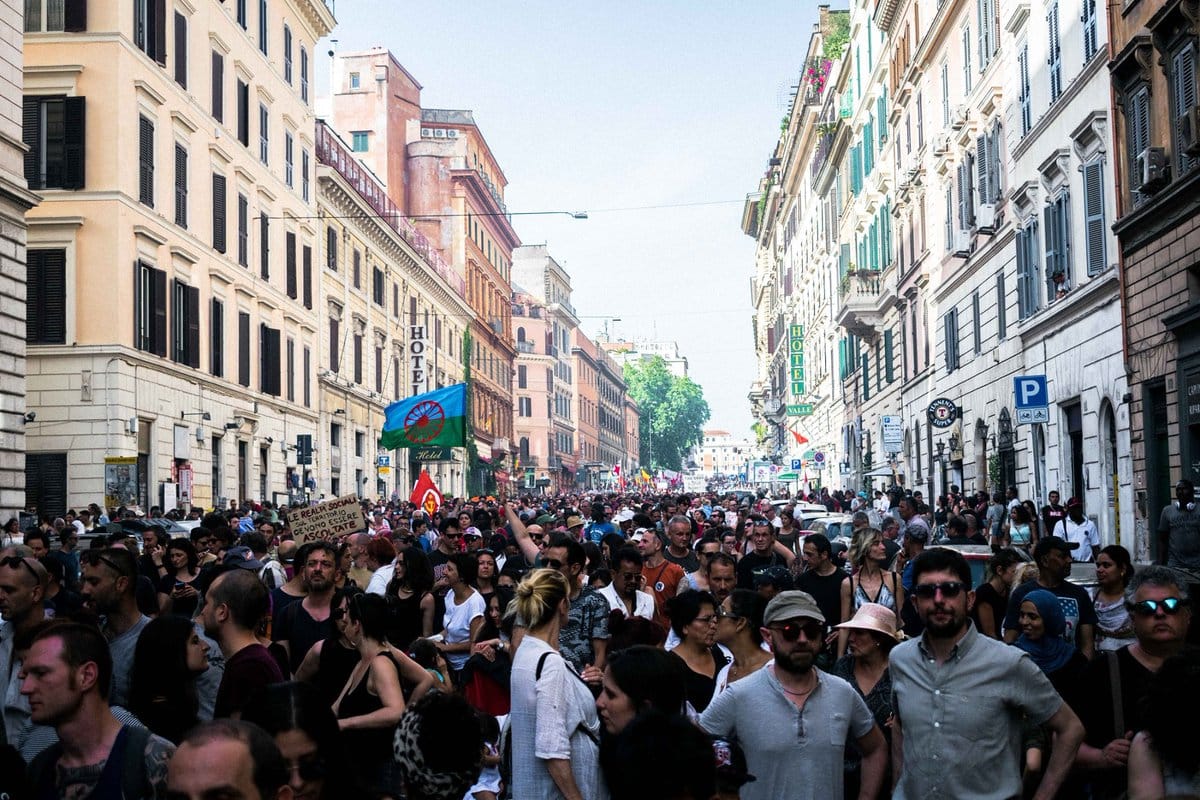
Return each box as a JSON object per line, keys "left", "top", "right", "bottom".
{"left": 317, "top": 1, "right": 822, "bottom": 436}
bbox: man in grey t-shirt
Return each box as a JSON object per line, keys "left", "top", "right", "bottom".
{"left": 1159, "top": 479, "right": 1200, "bottom": 571}
{"left": 700, "top": 590, "right": 885, "bottom": 800}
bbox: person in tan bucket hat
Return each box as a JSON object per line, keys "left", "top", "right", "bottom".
{"left": 832, "top": 603, "right": 903, "bottom": 795}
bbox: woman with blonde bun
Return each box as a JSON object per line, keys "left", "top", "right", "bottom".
{"left": 508, "top": 568, "right": 607, "bottom": 800}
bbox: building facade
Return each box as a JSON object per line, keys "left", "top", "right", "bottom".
{"left": 511, "top": 286, "right": 556, "bottom": 492}
{"left": 1110, "top": 0, "right": 1200, "bottom": 560}
{"left": 693, "top": 429, "right": 757, "bottom": 479}
{"left": 24, "top": 0, "right": 334, "bottom": 515}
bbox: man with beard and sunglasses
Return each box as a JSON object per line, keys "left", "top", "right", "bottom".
{"left": 699, "top": 590, "right": 886, "bottom": 800}
{"left": 889, "top": 548, "right": 1085, "bottom": 800}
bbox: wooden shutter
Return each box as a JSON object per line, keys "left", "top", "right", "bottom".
{"left": 326, "top": 226, "right": 337, "bottom": 270}
{"left": 1016, "top": 228, "right": 1028, "bottom": 319}
{"left": 23, "top": 97, "right": 41, "bottom": 188}
{"left": 238, "top": 311, "right": 250, "bottom": 387}
{"left": 63, "top": 97, "right": 85, "bottom": 189}
{"left": 302, "top": 245, "right": 312, "bottom": 309}
{"left": 27, "top": 249, "right": 66, "bottom": 344}
{"left": 153, "top": 0, "right": 167, "bottom": 65}
{"left": 956, "top": 162, "right": 968, "bottom": 231}
{"left": 996, "top": 271, "right": 1007, "bottom": 339}
{"left": 210, "top": 298, "right": 223, "bottom": 376}
{"left": 1174, "top": 44, "right": 1197, "bottom": 173}
{"left": 330, "top": 318, "right": 339, "bottom": 373}
{"left": 1132, "top": 86, "right": 1150, "bottom": 167}
{"left": 212, "top": 173, "right": 226, "bottom": 253}
{"left": 1083, "top": 161, "right": 1106, "bottom": 276}
{"left": 884, "top": 329, "right": 894, "bottom": 382}
{"left": 988, "top": 124, "right": 1002, "bottom": 200}
{"left": 138, "top": 115, "right": 154, "bottom": 206}
{"left": 211, "top": 52, "right": 223, "bottom": 122}
{"left": 174, "top": 144, "right": 187, "bottom": 227}
{"left": 1058, "top": 194, "right": 1071, "bottom": 282}
{"left": 261, "top": 324, "right": 280, "bottom": 396}
{"left": 285, "top": 231, "right": 297, "bottom": 298}
{"left": 236, "top": 194, "right": 248, "bottom": 265}
{"left": 173, "top": 12, "right": 187, "bottom": 87}
{"left": 237, "top": 81, "right": 249, "bottom": 146}
{"left": 186, "top": 284, "right": 200, "bottom": 367}
{"left": 260, "top": 213, "right": 269, "bottom": 279}
{"left": 25, "top": 453, "right": 68, "bottom": 518}
{"left": 152, "top": 266, "right": 167, "bottom": 357}
{"left": 1044, "top": 202, "right": 1057, "bottom": 294}
{"left": 976, "top": 133, "right": 990, "bottom": 205}
{"left": 64, "top": 0, "right": 87, "bottom": 31}
{"left": 133, "top": 261, "right": 143, "bottom": 349}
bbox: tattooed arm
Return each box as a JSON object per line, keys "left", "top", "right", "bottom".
{"left": 144, "top": 734, "right": 177, "bottom": 800}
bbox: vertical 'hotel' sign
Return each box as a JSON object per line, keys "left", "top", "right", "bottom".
{"left": 409, "top": 325, "right": 428, "bottom": 396}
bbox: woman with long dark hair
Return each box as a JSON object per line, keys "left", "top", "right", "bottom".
{"left": 242, "top": 681, "right": 359, "bottom": 800}
{"left": 128, "top": 615, "right": 210, "bottom": 743}
{"left": 1091, "top": 544, "right": 1136, "bottom": 653}
{"left": 384, "top": 546, "right": 435, "bottom": 651}
{"left": 157, "top": 537, "right": 202, "bottom": 617}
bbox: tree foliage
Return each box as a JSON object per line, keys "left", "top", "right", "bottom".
{"left": 624, "top": 356, "right": 711, "bottom": 471}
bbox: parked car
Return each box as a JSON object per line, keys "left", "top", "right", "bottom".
{"left": 930, "top": 544, "right": 1032, "bottom": 588}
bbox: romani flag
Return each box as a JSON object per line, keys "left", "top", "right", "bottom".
{"left": 410, "top": 470, "right": 444, "bottom": 515}
{"left": 381, "top": 384, "right": 467, "bottom": 450}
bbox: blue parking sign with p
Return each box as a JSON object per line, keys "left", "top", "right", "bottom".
{"left": 1014, "top": 375, "right": 1049, "bottom": 423}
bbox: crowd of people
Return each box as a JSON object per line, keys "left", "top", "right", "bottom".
{"left": 0, "top": 480, "right": 1198, "bottom": 799}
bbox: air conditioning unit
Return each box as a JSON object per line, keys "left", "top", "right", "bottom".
{"left": 1136, "top": 147, "right": 1169, "bottom": 195}
{"left": 952, "top": 229, "right": 972, "bottom": 257}
{"left": 421, "top": 128, "right": 432, "bottom": 137}
{"left": 976, "top": 203, "right": 997, "bottom": 233}
{"left": 446, "top": 129, "right": 459, "bottom": 139}
{"left": 951, "top": 105, "right": 968, "bottom": 130}
{"left": 1183, "top": 107, "right": 1200, "bottom": 156}
{"left": 933, "top": 134, "right": 951, "bottom": 156}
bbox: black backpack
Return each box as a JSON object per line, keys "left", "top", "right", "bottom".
{"left": 28, "top": 725, "right": 153, "bottom": 800}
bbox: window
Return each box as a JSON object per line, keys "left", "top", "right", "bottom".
{"left": 301, "top": 149, "right": 309, "bottom": 201}
{"left": 1171, "top": 42, "right": 1198, "bottom": 177}
{"left": 1082, "top": 160, "right": 1107, "bottom": 276}
{"left": 211, "top": 52, "right": 224, "bottom": 123}
{"left": 258, "top": 103, "right": 268, "bottom": 164}
{"left": 884, "top": 329, "right": 894, "bottom": 383}
{"left": 943, "top": 307, "right": 960, "bottom": 372}
{"left": 1016, "top": 221, "right": 1041, "bottom": 319}
{"left": 236, "top": 80, "right": 249, "bottom": 146}
{"left": 210, "top": 298, "right": 223, "bottom": 376}
{"left": 351, "top": 131, "right": 369, "bottom": 152}
{"left": 977, "top": 0, "right": 995, "bottom": 70}
{"left": 173, "top": 12, "right": 187, "bottom": 88}
{"left": 372, "top": 267, "right": 384, "bottom": 306}
{"left": 975, "top": 124, "right": 1001, "bottom": 206}
{"left": 284, "top": 131, "right": 293, "bottom": 187}
{"left": 286, "top": 337, "right": 295, "bottom": 401}
{"left": 303, "top": 346, "right": 311, "bottom": 406}
{"left": 1048, "top": 2, "right": 1062, "bottom": 103}
{"left": 326, "top": 226, "right": 337, "bottom": 270}
{"left": 917, "top": 91, "right": 924, "bottom": 147}
{"left": 171, "top": 279, "right": 200, "bottom": 367}
{"left": 26, "top": 249, "right": 66, "bottom": 344}
{"left": 134, "top": 261, "right": 167, "bottom": 356}
{"left": 173, "top": 144, "right": 187, "bottom": 227}
{"left": 285, "top": 231, "right": 297, "bottom": 298}
{"left": 237, "top": 194, "right": 248, "bottom": 266}
{"left": 260, "top": 324, "right": 280, "bottom": 396}
{"left": 257, "top": 0, "right": 267, "bottom": 55}
{"left": 302, "top": 245, "right": 312, "bottom": 309}
{"left": 962, "top": 25, "right": 973, "bottom": 93}
{"left": 956, "top": 154, "right": 975, "bottom": 230}
{"left": 349, "top": 72, "right": 360, "bottom": 89}
{"left": 211, "top": 173, "right": 226, "bottom": 253}
{"left": 996, "top": 271, "right": 1007, "bottom": 340}
{"left": 1018, "top": 44, "right": 1032, "bottom": 136}
{"left": 972, "top": 292, "right": 982, "bottom": 354}
{"left": 518, "top": 364, "right": 527, "bottom": 389}
{"left": 353, "top": 333, "right": 362, "bottom": 384}
{"left": 300, "top": 47, "right": 309, "bottom": 103}
{"left": 940, "top": 63, "right": 950, "bottom": 126}
{"left": 1126, "top": 84, "right": 1151, "bottom": 203}
{"left": 25, "top": 0, "right": 86, "bottom": 32}
{"left": 22, "top": 95, "right": 85, "bottom": 190}
{"left": 353, "top": 250, "right": 361, "bottom": 289}
{"left": 392, "top": 356, "right": 400, "bottom": 399}
{"left": 260, "top": 212, "right": 269, "bottom": 280}
{"left": 862, "top": 354, "right": 871, "bottom": 401}
{"left": 354, "top": 432, "right": 365, "bottom": 458}
{"left": 1082, "top": 0, "right": 1098, "bottom": 62}
{"left": 238, "top": 311, "right": 250, "bottom": 387}
{"left": 237, "top": 0, "right": 247, "bottom": 29}
{"left": 283, "top": 25, "right": 292, "bottom": 84}
{"left": 329, "top": 317, "right": 340, "bottom": 373}
{"left": 1044, "top": 193, "right": 1071, "bottom": 298}
{"left": 374, "top": 345, "right": 382, "bottom": 393}
{"left": 25, "top": 453, "right": 67, "bottom": 519}
{"left": 134, "top": 0, "right": 166, "bottom": 65}
{"left": 138, "top": 115, "right": 154, "bottom": 206}
{"left": 518, "top": 397, "right": 532, "bottom": 417}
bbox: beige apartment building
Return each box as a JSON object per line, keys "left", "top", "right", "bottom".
{"left": 23, "top": 0, "right": 334, "bottom": 514}
{"left": 315, "top": 120, "right": 470, "bottom": 501}
{"left": 2, "top": 1, "right": 38, "bottom": 521}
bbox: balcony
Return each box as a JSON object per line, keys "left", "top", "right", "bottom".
{"left": 516, "top": 454, "right": 539, "bottom": 467}
{"left": 763, "top": 395, "right": 786, "bottom": 420}
{"left": 836, "top": 270, "right": 891, "bottom": 337}
{"left": 516, "top": 341, "right": 535, "bottom": 354}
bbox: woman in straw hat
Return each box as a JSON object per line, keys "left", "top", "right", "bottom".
{"left": 832, "top": 603, "right": 903, "bottom": 798}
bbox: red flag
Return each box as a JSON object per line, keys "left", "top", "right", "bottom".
{"left": 410, "top": 470, "right": 444, "bottom": 516}
{"left": 790, "top": 430, "right": 809, "bottom": 445}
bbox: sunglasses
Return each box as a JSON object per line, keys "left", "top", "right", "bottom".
{"left": 0, "top": 556, "right": 40, "bottom": 582}
{"left": 1128, "top": 597, "right": 1190, "bottom": 616}
{"left": 913, "top": 581, "right": 967, "bottom": 600}
{"left": 768, "top": 621, "right": 825, "bottom": 642}
{"left": 542, "top": 558, "right": 564, "bottom": 570}
{"left": 287, "top": 756, "right": 327, "bottom": 781}
{"left": 81, "top": 551, "right": 129, "bottom": 577}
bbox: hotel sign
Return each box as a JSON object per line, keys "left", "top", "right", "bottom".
{"left": 409, "top": 325, "right": 428, "bottom": 396}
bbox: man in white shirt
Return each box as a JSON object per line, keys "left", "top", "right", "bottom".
{"left": 600, "top": 546, "right": 655, "bottom": 621}
{"left": 1054, "top": 497, "right": 1101, "bottom": 562}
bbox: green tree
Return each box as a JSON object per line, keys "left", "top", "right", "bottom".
{"left": 625, "top": 356, "right": 711, "bottom": 471}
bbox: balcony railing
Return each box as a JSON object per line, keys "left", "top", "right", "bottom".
{"left": 516, "top": 341, "right": 535, "bottom": 354}
{"left": 316, "top": 122, "right": 465, "bottom": 296}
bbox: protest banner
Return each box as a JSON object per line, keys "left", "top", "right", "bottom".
{"left": 289, "top": 494, "right": 366, "bottom": 543}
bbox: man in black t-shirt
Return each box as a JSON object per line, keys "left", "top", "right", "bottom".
{"left": 797, "top": 533, "right": 848, "bottom": 629}
{"left": 270, "top": 543, "right": 336, "bottom": 674}
{"left": 735, "top": 516, "right": 792, "bottom": 589}
{"left": 1002, "top": 536, "right": 1097, "bottom": 658}
{"left": 1041, "top": 490, "right": 1067, "bottom": 542}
